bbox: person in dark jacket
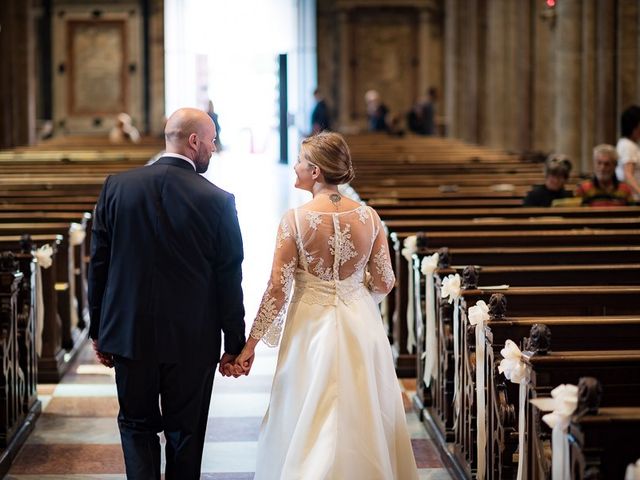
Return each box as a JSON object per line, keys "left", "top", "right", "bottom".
{"left": 523, "top": 153, "right": 574, "bottom": 207}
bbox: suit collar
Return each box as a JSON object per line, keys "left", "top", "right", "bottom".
{"left": 156, "top": 155, "right": 197, "bottom": 171}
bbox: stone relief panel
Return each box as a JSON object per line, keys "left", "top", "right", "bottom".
{"left": 68, "top": 20, "right": 126, "bottom": 115}
{"left": 350, "top": 9, "right": 418, "bottom": 126}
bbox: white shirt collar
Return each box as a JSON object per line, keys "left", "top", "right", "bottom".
{"left": 163, "top": 152, "right": 197, "bottom": 171}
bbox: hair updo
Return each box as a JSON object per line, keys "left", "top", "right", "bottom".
{"left": 300, "top": 132, "right": 355, "bottom": 185}
{"left": 544, "top": 153, "right": 572, "bottom": 179}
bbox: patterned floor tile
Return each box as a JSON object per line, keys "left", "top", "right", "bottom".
{"left": 412, "top": 438, "right": 444, "bottom": 469}
{"left": 200, "top": 442, "right": 258, "bottom": 472}
{"left": 207, "top": 393, "right": 270, "bottom": 418}
{"left": 26, "top": 416, "right": 120, "bottom": 445}
{"left": 43, "top": 396, "right": 119, "bottom": 417}
{"left": 52, "top": 383, "right": 117, "bottom": 397}
{"left": 205, "top": 417, "right": 262, "bottom": 442}
{"left": 10, "top": 444, "right": 125, "bottom": 474}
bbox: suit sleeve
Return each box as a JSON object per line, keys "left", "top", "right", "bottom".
{"left": 88, "top": 175, "right": 112, "bottom": 340}
{"left": 215, "top": 194, "right": 246, "bottom": 355}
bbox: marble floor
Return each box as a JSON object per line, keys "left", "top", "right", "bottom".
{"left": 7, "top": 152, "right": 451, "bottom": 479}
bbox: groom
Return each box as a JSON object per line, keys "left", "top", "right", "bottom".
{"left": 88, "top": 108, "right": 247, "bottom": 479}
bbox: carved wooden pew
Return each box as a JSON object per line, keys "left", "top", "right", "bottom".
{"left": 0, "top": 251, "right": 41, "bottom": 475}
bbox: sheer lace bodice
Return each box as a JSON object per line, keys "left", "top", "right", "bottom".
{"left": 249, "top": 205, "right": 395, "bottom": 346}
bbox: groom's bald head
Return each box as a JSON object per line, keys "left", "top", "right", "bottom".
{"left": 164, "top": 108, "right": 217, "bottom": 173}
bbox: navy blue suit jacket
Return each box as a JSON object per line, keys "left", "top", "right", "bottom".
{"left": 88, "top": 156, "right": 246, "bottom": 365}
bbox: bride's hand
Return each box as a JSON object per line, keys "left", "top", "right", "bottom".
{"left": 235, "top": 339, "right": 258, "bottom": 376}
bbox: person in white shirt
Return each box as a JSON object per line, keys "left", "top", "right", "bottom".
{"left": 616, "top": 105, "right": 640, "bottom": 198}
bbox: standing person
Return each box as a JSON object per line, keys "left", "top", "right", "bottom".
{"left": 89, "top": 108, "right": 246, "bottom": 480}
{"left": 232, "top": 132, "right": 419, "bottom": 479}
{"left": 365, "top": 89, "right": 390, "bottom": 132}
{"left": 522, "top": 153, "right": 573, "bottom": 207}
{"left": 576, "top": 144, "right": 634, "bottom": 206}
{"left": 422, "top": 86, "right": 438, "bottom": 135}
{"left": 310, "top": 88, "right": 331, "bottom": 133}
{"left": 615, "top": 105, "right": 640, "bottom": 199}
{"left": 207, "top": 100, "right": 223, "bottom": 151}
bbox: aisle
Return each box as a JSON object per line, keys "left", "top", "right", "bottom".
{"left": 7, "top": 152, "right": 449, "bottom": 479}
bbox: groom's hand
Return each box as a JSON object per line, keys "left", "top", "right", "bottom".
{"left": 219, "top": 353, "right": 242, "bottom": 378}
{"left": 92, "top": 339, "right": 114, "bottom": 368}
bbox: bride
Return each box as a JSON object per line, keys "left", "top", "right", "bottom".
{"left": 232, "top": 132, "right": 419, "bottom": 479}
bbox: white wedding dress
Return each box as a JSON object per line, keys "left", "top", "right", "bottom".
{"left": 249, "top": 205, "right": 419, "bottom": 480}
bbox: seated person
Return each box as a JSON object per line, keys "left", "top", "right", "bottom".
{"left": 364, "top": 90, "right": 389, "bottom": 132}
{"left": 407, "top": 98, "right": 428, "bottom": 135}
{"left": 576, "top": 144, "right": 634, "bottom": 206}
{"left": 109, "top": 112, "right": 141, "bottom": 144}
{"left": 522, "top": 153, "right": 573, "bottom": 207}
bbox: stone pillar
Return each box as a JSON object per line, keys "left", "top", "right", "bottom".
{"left": 443, "top": 0, "right": 459, "bottom": 138}
{"left": 581, "top": 0, "right": 596, "bottom": 173}
{"left": 0, "top": 0, "right": 36, "bottom": 148}
{"left": 595, "top": 0, "right": 616, "bottom": 144}
{"left": 555, "top": 0, "right": 582, "bottom": 170}
{"left": 616, "top": 0, "right": 639, "bottom": 129}
{"left": 417, "top": 8, "right": 431, "bottom": 97}
{"left": 482, "top": 0, "right": 507, "bottom": 148}
{"left": 337, "top": 8, "right": 352, "bottom": 129}
{"left": 510, "top": 0, "right": 532, "bottom": 152}
{"left": 532, "top": 0, "right": 556, "bottom": 152}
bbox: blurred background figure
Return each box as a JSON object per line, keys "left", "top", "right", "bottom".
{"left": 522, "top": 153, "right": 573, "bottom": 207}
{"left": 365, "top": 89, "right": 389, "bottom": 132}
{"left": 422, "top": 87, "right": 438, "bottom": 135}
{"left": 310, "top": 88, "right": 330, "bottom": 134}
{"left": 407, "top": 97, "right": 428, "bottom": 135}
{"left": 615, "top": 105, "right": 640, "bottom": 200}
{"left": 577, "top": 144, "right": 634, "bottom": 207}
{"left": 109, "top": 113, "right": 141, "bottom": 144}
{"left": 207, "top": 100, "right": 223, "bottom": 151}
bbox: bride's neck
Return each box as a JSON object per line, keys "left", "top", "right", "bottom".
{"left": 311, "top": 183, "right": 339, "bottom": 198}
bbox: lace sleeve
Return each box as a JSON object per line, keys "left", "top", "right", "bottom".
{"left": 249, "top": 211, "right": 298, "bottom": 347}
{"left": 367, "top": 210, "right": 395, "bottom": 303}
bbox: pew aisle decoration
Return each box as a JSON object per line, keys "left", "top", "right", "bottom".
{"left": 402, "top": 235, "right": 418, "bottom": 353}
{"left": 33, "top": 244, "right": 53, "bottom": 356}
{"left": 468, "top": 300, "right": 490, "bottom": 480}
{"left": 498, "top": 339, "right": 531, "bottom": 480}
{"left": 68, "top": 222, "right": 86, "bottom": 246}
{"left": 441, "top": 273, "right": 462, "bottom": 424}
{"left": 530, "top": 384, "right": 578, "bottom": 480}
{"left": 626, "top": 459, "right": 640, "bottom": 480}
{"left": 421, "top": 252, "right": 439, "bottom": 387}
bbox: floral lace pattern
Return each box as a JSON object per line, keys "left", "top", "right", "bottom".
{"left": 374, "top": 245, "right": 395, "bottom": 290}
{"left": 250, "top": 207, "right": 395, "bottom": 347}
{"left": 306, "top": 211, "right": 322, "bottom": 230}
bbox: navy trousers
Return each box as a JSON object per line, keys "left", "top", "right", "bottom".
{"left": 113, "top": 357, "right": 216, "bottom": 480}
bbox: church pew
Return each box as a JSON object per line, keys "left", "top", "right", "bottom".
{"left": 375, "top": 205, "right": 640, "bottom": 219}
{"left": 0, "top": 251, "right": 41, "bottom": 461}
{"left": 0, "top": 224, "right": 88, "bottom": 379}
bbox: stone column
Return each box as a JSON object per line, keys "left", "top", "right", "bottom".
{"left": 616, "top": 0, "right": 639, "bottom": 129}
{"left": 555, "top": 0, "right": 582, "bottom": 170}
{"left": 581, "top": 0, "right": 596, "bottom": 172}
{"left": 337, "top": 8, "right": 352, "bottom": 129}
{"left": 482, "top": 0, "right": 507, "bottom": 148}
{"left": 0, "top": 0, "right": 36, "bottom": 148}
{"left": 417, "top": 7, "right": 431, "bottom": 97}
{"left": 532, "top": 0, "right": 556, "bottom": 152}
{"left": 510, "top": 0, "right": 532, "bottom": 152}
{"left": 443, "top": 0, "right": 459, "bottom": 138}
{"left": 595, "top": 0, "right": 616, "bottom": 144}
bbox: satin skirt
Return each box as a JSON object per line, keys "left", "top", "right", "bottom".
{"left": 254, "top": 272, "right": 419, "bottom": 480}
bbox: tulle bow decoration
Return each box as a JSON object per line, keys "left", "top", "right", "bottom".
{"left": 421, "top": 252, "right": 439, "bottom": 275}
{"left": 69, "top": 222, "right": 86, "bottom": 246}
{"left": 498, "top": 340, "right": 529, "bottom": 384}
{"left": 34, "top": 244, "right": 53, "bottom": 269}
{"left": 401, "top": 235, "right": 417, "bottom": 262}
{"left": 498, "top": 339, "right": 531, "bottom": 480}
{"left": 421, "top": 252, "right": 439, "bottom": 387}
{"left": 468, "top": 300, "right": 490, "bottom": 480}
{"left": 531, "top": 384, "right": 578, "bottom": 480}
{"left": 626, "top": 459, "right": 640, "bottom": 480}
{"left": 441, "top": 273, "right": 461, "bottom": 303}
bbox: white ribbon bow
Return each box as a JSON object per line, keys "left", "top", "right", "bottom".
{"left": 69, "top": 222, "right": 86, "bottom": 246}
{"left": 441, "top": 274, "right": 461, "bottom": 304}
{"left": 403, "top": 236, "right": 418, "bottom": 353}
{"left": 529, "top": 384, "right": 578, "bottom": 480}
{"left": 442, "top": 274, "right": 462, "bottom": 429}
{"left": 468, "top": 300, "right": 490, "bottom": 480}
{"left": 421, "top": 253, "right": 439, "bottom": 387}
{"left": 34, "top": 244, "right": 53, "bottom": 269}
{"left": 626, "top": 459, "right": 640, "bottom": 480}
{"left": 32, "top": 244, "right": 53, "bottom": 358}
{"left": 498, "top": 340, "right": 531, "bottom": 480}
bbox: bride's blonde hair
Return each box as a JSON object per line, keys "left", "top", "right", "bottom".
{"left": 300, "top": 132, "right": 355, "bottom": 185}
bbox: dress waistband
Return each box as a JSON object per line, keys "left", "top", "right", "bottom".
{"left": 291, "top": 269, "right": 369, "bottom": 306}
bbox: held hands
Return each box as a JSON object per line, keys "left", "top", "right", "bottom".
{"left": 92, "top": 339, "right": 114, "bottom": 368}
{"left": 218, "top": 338, "right": 258, "bottom": 378}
